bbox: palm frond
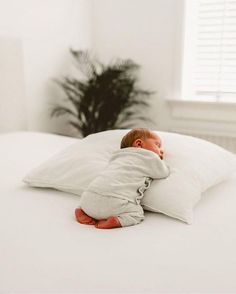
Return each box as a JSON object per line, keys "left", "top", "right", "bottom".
{"left": 51, "top": 105, "right": 77, "bottom": 118}
{"left": 51, "top": 50, "right": 154, "bottom": 137}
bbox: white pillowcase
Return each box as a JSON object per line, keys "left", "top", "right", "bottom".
{"left": 23, "top": 130, "right": 236, "bottom": 224}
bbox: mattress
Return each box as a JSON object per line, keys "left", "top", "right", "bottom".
{"left": 1, "top": 131, "right": 236, "bottom": 293}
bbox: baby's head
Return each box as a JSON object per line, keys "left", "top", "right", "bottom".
{"left": 120, "top": 128, "right": 164, "bottom": 160}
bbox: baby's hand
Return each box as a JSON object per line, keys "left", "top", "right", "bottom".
{"left": 160, "top": 150, "right": 164, "bottom": 160}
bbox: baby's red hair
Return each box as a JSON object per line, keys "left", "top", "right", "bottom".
{"left": 120, "top": 128, "right": 156, "bottom": 149}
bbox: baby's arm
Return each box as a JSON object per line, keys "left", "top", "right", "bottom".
{"left": 152, "top": 158, "right": 170, "bottom": 179}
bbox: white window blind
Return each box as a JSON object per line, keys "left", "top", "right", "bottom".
{"left": 182, "top": 0, "right": 236, "bottom": 102}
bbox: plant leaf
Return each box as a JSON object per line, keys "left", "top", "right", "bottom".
{"left": 51, "top": 106, "right": 77, "bottom": 118}
{"left": 51, "top": 50, "right": 154, "bottom": 137}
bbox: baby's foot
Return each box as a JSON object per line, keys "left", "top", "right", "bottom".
{"left": 95, "top": 216, "right": 121, "bottom": 229}
{"left": 75, "top": 208, "right": 97, "bottom": 225}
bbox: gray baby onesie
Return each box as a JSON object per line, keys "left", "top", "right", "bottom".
{"left": 80, "top": 147, "right": 170, "bottom": 227}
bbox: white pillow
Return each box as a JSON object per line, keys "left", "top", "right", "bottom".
{"left": 23, "top": 130, "right": 236, "bottom": 224}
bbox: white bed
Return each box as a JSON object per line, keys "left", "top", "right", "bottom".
{"left": 1, "top": 131, "right": 236, "bottom": 294}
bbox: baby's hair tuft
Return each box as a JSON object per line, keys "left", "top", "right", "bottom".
{"left": 120, "top": 128, "right": 156, "bottom": 149}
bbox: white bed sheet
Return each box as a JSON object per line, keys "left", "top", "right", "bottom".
{"left": 1, "top": 132, "right": 236, "bottom": 294}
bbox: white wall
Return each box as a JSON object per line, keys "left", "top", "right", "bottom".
{"left": 0, "top": 0, "right": 91, "bottom": 134}
{"left": 1, "top": 0, "right": 234, "bottom": 136}
{"left": 0, "top": 37, "right": 26, "bottom": 132}
{"left": 91, "top": 0, "right": 182, "bottom": 131}
{"left": 91, "top": 0, "right": 236, "bottom": 136}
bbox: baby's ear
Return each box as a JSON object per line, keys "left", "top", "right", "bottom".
{"left": 132, "top": 139, "right": 142, "bottom": 148}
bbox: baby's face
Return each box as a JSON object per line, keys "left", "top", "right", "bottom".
{"left": 142, "top": 135, "right": 164, "bottom": 160}
{"left": 132, "top": 134, "right": 164, "bottom": 160}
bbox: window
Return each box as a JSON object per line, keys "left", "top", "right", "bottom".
{"left": 182, "top": 0, "right": 236, "bottom": 102}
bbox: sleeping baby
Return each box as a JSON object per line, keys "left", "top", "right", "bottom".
{"left": 75, "top": 128, "right": 170, "bottom": 229}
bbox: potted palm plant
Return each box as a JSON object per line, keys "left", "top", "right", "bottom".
{"left": 51, "top": 49, "right": 153, "bottom": 137}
